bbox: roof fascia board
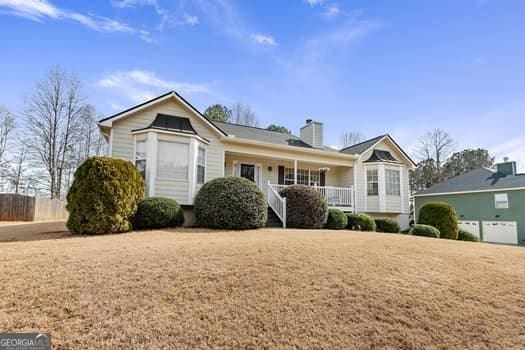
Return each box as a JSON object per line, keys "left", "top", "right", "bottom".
{"left": 414, "top": 186, "right": 525, "bottom": 197}
{"left": 97, "top": 91, "right": 227, "bottom": 137}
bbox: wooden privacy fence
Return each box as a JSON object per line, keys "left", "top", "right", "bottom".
{"left": 0, "top": 194, "right": 68, "bottom": 221}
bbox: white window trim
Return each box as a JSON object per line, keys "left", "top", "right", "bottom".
{"left": 366, "top": 168, "right": 379, "bottom": 196}
{"left": 385, "top": 168, "right": 401, "bottom": 196}
{"left": 494, "top": 193, "right": 509, "bottom": 209}
{"left": 196, "top": 145, "right": 207, "bottom": 185}
{"left": 232, "top": 160, "right": 262, "bottom": 187}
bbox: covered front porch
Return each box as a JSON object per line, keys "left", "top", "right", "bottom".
{"left": 224, "top": 151, "right": 355, "bottom": 226}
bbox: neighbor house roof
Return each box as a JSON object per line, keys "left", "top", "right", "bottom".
{"left": 415, "top": 168, "right": 525, "bottom": 196}
{"left": 212, "top": 121, "right": 313, "bottom": 148}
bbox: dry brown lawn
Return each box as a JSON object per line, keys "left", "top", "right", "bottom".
{"left": 1, "top": 229, "right": 524, "bottom": 349}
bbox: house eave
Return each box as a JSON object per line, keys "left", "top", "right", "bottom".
{"left": 221, "top": 135, "right": 358, "bottom": 161}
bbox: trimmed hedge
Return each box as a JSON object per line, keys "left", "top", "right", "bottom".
{"left": 280, "top": 185, "right": 328, "bottom": 228}
{"left": 133, "top": 197, "right": 185, "bottom": 230}
{"left": 194, "top": 177, "right": 267, "bottom": 229}
{"left": 347, "top": 213, "right": 376, "bottom": 231}
{"left": 418, "top": 202, "right": 459, "bottom": 240}
{"left": 66, "top": 157, "right": 145, "bottom": 234}
{"left": 374, "top": 217, "right": 401, "bottom": 233}
{"left": 410, "top": 224, "right": 440, "bottom": 238}
{"left": 326, "top": 208, "right": 348, "bottom": 230}
{"left": 458, "top": 229, "right": 480, "bottom": 242}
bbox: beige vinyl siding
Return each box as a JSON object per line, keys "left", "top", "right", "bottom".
{"left": 367, "top": 196, "right": 380, "bottom": 211}
{"left": 110, "top": 98, "right": 224, "bottom": 204}
{"left": 336, "top": 167, "right": 354, "bottom": 188}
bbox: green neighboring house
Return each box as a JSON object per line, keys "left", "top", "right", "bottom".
{"left": 414, "top": 160, "right": 525, "bottom": 245}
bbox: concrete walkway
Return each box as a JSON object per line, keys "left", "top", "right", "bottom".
{"left": 0, "top": 221, "right": 70, "bottom": 242}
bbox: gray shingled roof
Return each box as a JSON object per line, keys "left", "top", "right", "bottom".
{"left": 415, "top": 168, "right": 525, "bottom": 195}
{"left": 212, "top": 121, "right": 313, "bottom": 148}
{"left": 339, "top": 135, "right": 386, "bottom": 155}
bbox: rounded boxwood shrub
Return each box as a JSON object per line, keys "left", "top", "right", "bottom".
{"left": 194, "top": 177, "right": 267, "bottom": 229}
{"left": 279, "top": 185, "right": 328, "bottom": 228}
{"left": 133, "top": 197, "right": 185, "bottom": 230}
{"left": 458, "top": 229, "right": 480, "bottom": 242}
{"left": 66, "top": 157, "right": 145, "bottom": 234}
{"left": 346, "top": 213, "right": 376, "bottom": 231}
{"left": 410, "top": 224, "right": 440, "bottom": 238}
{"left": 326, "top": 208, "right": 348, "bottom": 230}
{"left": 418, "top": 202, "right": 459, "bottom": 240}
{"left": 374, "top": 217, "right": 401, "bottom": 233}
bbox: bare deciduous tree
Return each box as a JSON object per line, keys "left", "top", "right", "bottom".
{"left": 8, "top": 144, "right": 28, "bottom": 194}
{"left": 410, "top": 128, "right": 455, "bottom": 191}
{"left": 416, "top": 128, "right": 455, "bottom": 176}
{"left": 339, "top": 131, "right": 364, "bottom": 149}
{"left": 25, "top": 67, "right": 84, "bottom": 199}
{"left": 0, "top": 106, "right": 15, "bottom": 162}
{"left": 231, "top": 102, "right": 258, "bottom": 127}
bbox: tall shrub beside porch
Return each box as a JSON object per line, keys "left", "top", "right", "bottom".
{"left": 280, "top": 185, "right": 328, "bottom": 229}
{"left": 194, "top": 177, "right": 267, "bottom": 229}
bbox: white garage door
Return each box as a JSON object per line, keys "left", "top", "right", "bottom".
{"left": 458, "top": 221, "right": 481, "bottom": 239}
{"left": 482, "top": 221, "right": 518, "bottom": 245}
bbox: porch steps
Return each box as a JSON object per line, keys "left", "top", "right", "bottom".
{"left": 266, "top": 207, "right": 283, "bottom": 228}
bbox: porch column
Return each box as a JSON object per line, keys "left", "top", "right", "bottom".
{"left": 294, "top": 159, "right": 298, "bottom": 185}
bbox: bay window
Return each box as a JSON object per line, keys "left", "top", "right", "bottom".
{"left": 386, "top": 169, "right": 400, "bottom": 196}
{"left": 157, "top": 141, "right": 189, "bottom": 180}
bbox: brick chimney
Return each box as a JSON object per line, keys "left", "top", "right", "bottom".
{"left": 300, "top": 119, "right": 323, "bottom": 148}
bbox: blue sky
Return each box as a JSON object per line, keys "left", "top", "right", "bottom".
{"left": 1, "top": 0, "right": 524, "bottom": 169}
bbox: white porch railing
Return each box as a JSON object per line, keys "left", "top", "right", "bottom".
{"left": 270, "top": 183, "right": 354, "bottom": 209}
{"left": 267, "top": 181, "right": 286, "bottom": 228}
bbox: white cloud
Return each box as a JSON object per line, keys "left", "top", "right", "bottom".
{"left": 305, "top": 0, "right": 323, "bottom": 6}
{"left": 0, "top": 0, "right": 152, "bottom": 41}
{"left": 302, "top": 18, "right": 382, "bottom": 65}
{"left": 111, "top": 0, "right": 157, "bottom": 9}
{"left": 182, "top": 14, "right": 198, "bottom": 26}
{"left": 97, "top": 70, "right": 212, "bottom": 103}
{"left": 490, "top": 137, "right": 525, "bottom": 172}
{"left": 251, "top": 33, "right": 277, "bottom": 46}
{"left": 323, "top": 4, "right": 342, "bottom": 18}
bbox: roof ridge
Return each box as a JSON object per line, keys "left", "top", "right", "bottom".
{"left": 212, "top": 120, "right": 300, "bottom": 138}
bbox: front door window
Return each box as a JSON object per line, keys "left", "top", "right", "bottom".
{"left": 240, "top": 164, "right": 255, "bottom": 182}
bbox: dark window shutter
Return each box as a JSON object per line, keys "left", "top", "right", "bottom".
{"left": 278, "top": 166, "right": 285, "bottom": 185}
{"left": 320, "top": 171, "right": 326, "bottom": 186}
